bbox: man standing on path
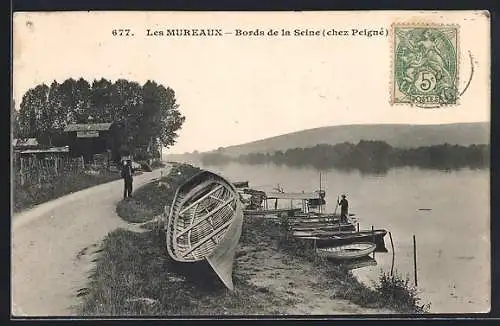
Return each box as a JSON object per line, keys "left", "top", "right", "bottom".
{"left": 338, "top": 194, "right": 349, "bottom": 224}
{"left": 121, "top": 159, "right": 134, "bottom": 199}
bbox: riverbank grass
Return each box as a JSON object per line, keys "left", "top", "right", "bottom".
{"left": 276, "top": 227, "right": 430, "bottom": 313}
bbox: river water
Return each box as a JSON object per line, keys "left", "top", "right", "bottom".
{"left": 170, "top": 158, "right": 490, "bottom": 313}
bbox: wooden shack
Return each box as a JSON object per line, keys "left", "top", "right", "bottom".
{"left": 63, "top": 123, "right": 114, "bottom": 163}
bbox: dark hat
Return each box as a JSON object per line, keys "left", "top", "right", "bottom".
{"left": 341, "top": 194, "right": 346, "bottom": 198}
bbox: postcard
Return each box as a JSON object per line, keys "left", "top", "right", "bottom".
{"left": 12, "top": 11, "right": 490, "bottom": 317}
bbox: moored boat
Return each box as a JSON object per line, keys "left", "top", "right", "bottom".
{"left": 244, "top": 207, "right": 302, "bottom": 216}
{"left": 291, "top": 223, "right": 356, "bottom": 232}
{"left": 295, "top": 229, "right": 388, "bottom": 251}
{"left": 316, "top": 242, "right": 377, "bottom": 260}
{"left": 165, "top": 170, "right": 244, "bottom": 291}
{"left": 233, "top": 181, "right": 249, "bottom": 188}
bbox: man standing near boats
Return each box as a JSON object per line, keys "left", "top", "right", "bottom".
{"left": 338, "top": 194, "right": 349, "bottom": 223}
{"left": 121, "top": 159, "right": 134, "bottom": 199}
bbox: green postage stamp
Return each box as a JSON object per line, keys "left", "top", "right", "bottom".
{"left": 392, "top": 25, "right": 459, "bottom": 107}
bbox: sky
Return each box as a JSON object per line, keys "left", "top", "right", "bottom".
{"left": 13, "top": 11, "right": 490, "bottom": 154}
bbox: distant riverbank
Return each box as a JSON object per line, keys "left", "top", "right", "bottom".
{"left": 199, "top": 141, "right": 489, "bottom": 174}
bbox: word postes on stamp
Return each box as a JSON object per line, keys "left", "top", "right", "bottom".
{"left": 392, "top": 25, "right": 459, "bottom": 108}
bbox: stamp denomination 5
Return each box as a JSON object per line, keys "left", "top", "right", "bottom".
{"left": 391, "top": 24, "right": 459, "bottom": 108}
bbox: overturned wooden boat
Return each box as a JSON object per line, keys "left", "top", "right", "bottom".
{"left": 316, "top": 242, "right": 376, "bottom": 260}
{"left": 165, "top": 170, "right": 243, "bottom": 291}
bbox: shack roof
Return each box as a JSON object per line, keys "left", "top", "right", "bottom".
{"left": 265, "top": 192, "right": 321, "bottom": 200}
{"left": 12, "top": 138, "right": 39, "bottom": 147}
{"left": 20, "top": 146, "right": 69, "bottom": 154}
{"left": 64, "top": 123, "right": 112, "bottom": 132}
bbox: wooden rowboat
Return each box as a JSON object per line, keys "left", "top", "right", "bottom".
{"left": 295, "top": 229, "right": 388, "bottom": 251}
{"left": 244, "top": 208, "right": 302, "bottom": 216}
{"left": 291, "top": 223, "right": 356, "bottom": 232}
{"left": 233, "top": 181, "right": 249, "bottom": 188}
{"left": 165, "top": 170, "right": 243, "bottom": 291}
{"left": 316, "top": 242, "right": 377, "bottom": 260}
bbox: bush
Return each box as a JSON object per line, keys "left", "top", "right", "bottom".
{"left": 374, "top": 271, "right": 430, "bottom": 313}
{"left": 13, "top": 171, "right": 121, "bottom": 213}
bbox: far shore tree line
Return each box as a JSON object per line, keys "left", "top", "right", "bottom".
{"left": 200, "top": 140, "right": 490, "bottom": 174}
{"left": 12, "top": 77, "right": 185, "bottom": 162}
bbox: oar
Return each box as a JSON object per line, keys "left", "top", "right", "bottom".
{"left": 333, "top": 195, "right": 340, "bottom": 225}
{"left": 333, "top": 195, "right": 340, "bottom": 215}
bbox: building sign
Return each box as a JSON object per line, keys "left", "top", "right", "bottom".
{"left": 77, "top": 130, "right": 100, "bottom": 138}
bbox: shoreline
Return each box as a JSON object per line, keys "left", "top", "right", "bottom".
{"left": 77, "top": 162, "right": 430, "bottom": 315}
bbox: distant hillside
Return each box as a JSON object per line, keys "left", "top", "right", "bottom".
{"left": 206, "top": 123, "right": 489, "bottom": 157}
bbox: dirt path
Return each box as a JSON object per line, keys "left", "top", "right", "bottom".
{"left": 11, "top": 166, "right": 170, "bottom": 316}
{"left": 236, "top": 239, "right": 393, "bottom": 315}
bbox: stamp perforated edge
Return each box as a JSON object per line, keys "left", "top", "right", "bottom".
{"left": 389, "top": 22, "right": 461, "bottom": 108}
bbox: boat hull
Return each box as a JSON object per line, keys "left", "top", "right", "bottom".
{"left": 244, "top": 208, "right": 301, "bottom": 216}
{"left": 296, "top": 229, "right": 388, "bottom": 251}
{"left": 165, "top": 170, "right": 243, "bottom": 291}
{"left": 233, "top": 181, "right": 249, "bottom": 188}
{"left": 316, "top": 242, "right": 377, "bottom": 260}
{"left": 291, "top": 223, "right": 356, "bottom": 232}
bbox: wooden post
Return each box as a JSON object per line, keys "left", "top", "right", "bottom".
{"left": 389, "top": 232, "right": 395, "bottom": 276}
{"left": 20, "top": 157, "right": 25, "bottom": 186}
{"left": 413, "top": 234, "right": 418, "bottom": 287}
{"left": 357, "top": 222, "right": 360, "bottom": 233}
{"left": 313, "top": 238, "right": 318, "bottom": 261}
{"left": 54, "top": 157, "right": 58, "bottom": 176}
{"left": 37, "top": 158, "right": 41, "bottom": 185}
{"left": 372, "top": 225, "right": 375, "bottom": 259}
{"left": 318, "top": 172, "right": 322, "bottom": 214}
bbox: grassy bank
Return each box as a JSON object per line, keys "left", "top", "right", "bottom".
{"left": 80, "top": 163, "right": 429, "bottom": 315}
{"left": 275, "top": 228, "right": 430, "bottom": 313}
{"left": 115, "top": 163, "right": 200, "bottom": 223}
{"left": 13, "top": 171, "right": 121, "bottom": 213}
{"left": 82, "top": 163, "right": 288, "bottom": 316}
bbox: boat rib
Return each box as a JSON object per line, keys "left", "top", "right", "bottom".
{"left": 165, "top": 170, "right": 244, "bottom": 290}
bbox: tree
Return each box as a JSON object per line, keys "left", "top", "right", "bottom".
{"left": 17, "top": 77, "right": 186, "bottom": 159}
{"left": 73, "top": 78, "right": 91, "bottom": 123}
{"left": 90, "top": 78, "right": 114, "bottom": 122}
{"left": 17, "top": 84, "right": 50, "bottom": 138}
